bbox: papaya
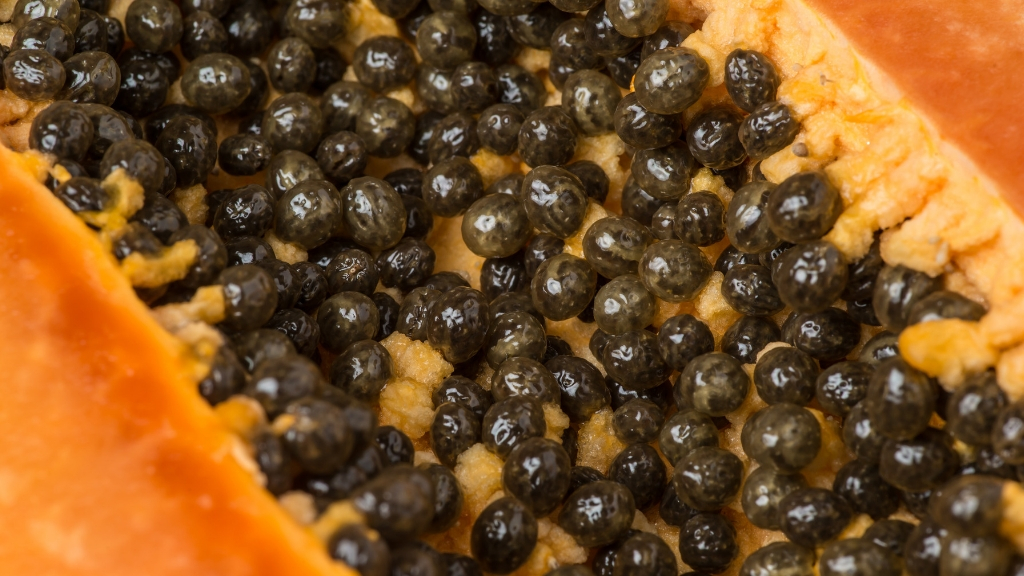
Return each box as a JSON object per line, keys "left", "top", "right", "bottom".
{"left": 1, "top": 0, "right": 1024, "bottom": 574}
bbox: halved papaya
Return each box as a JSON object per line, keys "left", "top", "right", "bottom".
{"left": 2, "top": 0, "right": 1024, "bottom": 573}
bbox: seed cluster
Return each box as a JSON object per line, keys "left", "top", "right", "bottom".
{"left": 15, "top": 0, "right": 1024, "bottom": 572}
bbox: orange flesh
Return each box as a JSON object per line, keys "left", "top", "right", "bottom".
{"left": 0, "top": 146, "right": 350, "bottom": 576}
{"left": 806, "top": 0, "right": 1024, "bottom": 213}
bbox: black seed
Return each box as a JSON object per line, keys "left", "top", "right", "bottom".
{"left": 12, "top": 0, "right": 80, "bottom": 29}
{"left": 224, "top": 235, "right": 273, "bottom": 267}
{"left": 476, "top": 103, "right": 524, "bottom": 156}
{"left": 421, "top": 156, "right": 484, "bottom": 217}
{"left": 485, "top": 310, "right": 546, "bottom": 369}
{"left": 180, "top": 10, "right": 228, "bottom": 60}
{"left": 397, "top": 287, "right": 440, "bottom": 341}
{"left": 518, "top": 106, "right": 579, "bottom": 167}
{"left": 726, "top": 180, "right": 781, "bottom": 254}
{"left": 421, "top": 462, "right": 463, "bottom": 533}
{"left": 417, "top": 11, "right": 476, "bottom": 69}
{"left": 641, "top": 20, "right": 694, "bottom": 59}
{"left": 939, "top": 535, "right": 1013, "bottom": 576}
{"left": 773, "top": 240, "right": 848, "bottom": 313}
{"left": 265, "top": 308, "right": 320, "bottom": 357}
{"left": 14, "top": 16, "right": 74, "bottom": 60}
{"left": 155, "top": 115, "right": 217, "bottom": 187}
{"left": 634, "top": 46, "right": 708, "bottom": 114}
{"left": 495, "top": 64, "right": 546, "bottom": 114}
{"left": 863, "top": 519, "right": 915, "bottom": 559}
{"left": 859, "top": 330, "right": 900, "bottom": 366}
{"left": 353, "top": 35, "right": 416, "bottom": 93}
{"left": 531, "top": 253, "right": 598, "bottom": 321}
{"left": 352, "top": 465, "right": 435, "bottom": 541}
{"left": 434, "top": 375, "right": 493, "bottom": 420}
{"left": 740, "top": 101, "right": 800, "bottom": 160}
{"left": 284, "top": 0, "right": 348, "bottom": 48}
{"left": 257, "top": 258, "right": 302, "bottom": 311}
{"left": 317, "top": 292, "right": 379, "bottom": 354}
{"left": 655, "top": 311, "right": 720, "bottom": 368}
{"left": 715, "top": 246, "right": 763, "bottom": 276}
{"left": 547, "top": 355, "right": 610, "bottom": 423}
{"left": 612, "top": 398, "right": 663, "bottom": 444}
{"left": 740, "top": 466, "right": 806, "bottom": 530}
{"left": 782, "top": 307, "right": 861, "bottom": 361}
{"left": 30, "top": 101, "right": 93, "bottom": 161}
{"left": 218, "top": 133, "right": 272, "bottom": 177}
{"left": 501, "top": 437, "right": 571, "bottom": 516}
{"left": 614, "top": 92, "right": 682, "bottom": 150}
{"left": 947, "top": 371, "right": 1005, "bottom": 446}
{"left": 673, "top": 446, "right": 742, "bottom": 511}
{"left": 742, "top": 401, "right": 821, "bottom": 474}
{"left": 678, "top": 513, "right": 738, "bottom": 573}
{"left": 480, "top": 255, "right": 530, "bottom": 301}
{"left": 833, "top": 458, "right": 900, "bottom": 519}
{"left": 4, "top": 48, "right": 65, "bottom": 101}
{"left": 722, "top": 263, "right": 783, "bottom": 316}
{"left": 929, "top": 474, "right": 1004, "bottom": 537}
{"left": 865, "top": 357, "right": 936, "bottom": 441}
{"left": 753, "top": 346, "right": 818, "bottom": 405}
{"left": 602, "top": 329, "right": 671, "bottom": 391}
{"left": 212, "top": 184, "right": 275, "bottom": 239}
{"left": 686, "top": 107, "right": 747, "bottom": 170}
{"left": 724, "top": 49, "right": 779, "bottom": 112}
{"left": 992, "top": 400, "right": 1024, "bottom": 464}
{"left": 426, "top": 286, "right": 489, "bottom": 363}
{"left": 815, "top": 360, "right": 873, "bottom": 417}
{"left": 820, "top": 538, "right": 900, "bottom": 576}
{"left": 375, "top": 425, "right": 415, "bottom": 465}
{"left": 906, "top": 289, "right": 986, "bottom": 326}
{"left": 765, "top": 171, "right": 843, "bottom": 243}
{"left": 328, "top": 524, "right": 390, "bottom": 576}
{"left": 559, "top": 480, "right": 636, "bottom": 547}
{"left": 471, "top": 497, "right": 538, "bottom": 575}
{"left": 582, "top": 4, "right": 640, "bottom": 56}
{"left": 658, "top": 409, "right": 718, "bottom": 466}
{"left": 878, "top": 428, "right": 959, "bottom": 492}
{"left": 99, "top": 138, "right": 165, "bottom": 196}
{"left": 218, "top": 264, "right": 278, "bottom": 331}
{"left": 639, "top": 239, "right": 713, "bottom": 302}
{"left": 125, "top": 0, "right": 182, "bottom": 53}
{"left": 431, "top": 402, "right": 481, "bottom": 468}
{"left": 491, "top": 356, "right": 559, "bottom": 404}
{"left": 778, "top": 487, "right": 852, "bottom": 549}
{"left": 245, "top": 353, "right": 322, "bottom": 415}
{"left": 329, "top": 339, "right": 393, "bottom": 400}
{"left": 605, "top": 44, "right": 642, "bottom": 89}
{"left": 675, "top": 352, "right": 750, "bottom": 416}
{"left": 631, "top": 142, "right": 694, "bottom": 202}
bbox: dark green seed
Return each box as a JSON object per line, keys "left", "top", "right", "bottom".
{"left": 340, "top": 176, "right": 407, "bottom": 251}
{"left": 906, "top": 290, "right": 986, "bottom": 326}
{"left": 614, "top": 92, "right": 683, "bottom": 150}
{"left": 674, "top": 352, "right": 750, "bottom": 416}
{"left": 422, "top": 156, "right": 485, "bottom": 217}
{"left": 263, "top": 92, "right": 323, "bottom": 153}
{"left": 482, "top": 395, "right": 547, "bottom": 458}
{"left": 726, "top": 180, "right": 781, "bottom": 253}
{"left": 820, "top": 538, "right": 900, "bottom": 576}
{"left": 275, "top": 179, "right": 342, "bottom": 250}
{"left": 753, "top": 346, "right": 818, "bottom": 405}
{"left": 518, "top": 106, "right": 579, "bottom": 167}
{"left": 561, "top": 69, "right": 622, "bottom": 136}
{"left": 686, "top": 107, "right": 747, "bottom": 170}
{"left": 765, "top": 170, "right": 843, "bottom": 243}
{"left": 634, "top": 47, "right": 708, "bottom": 114}
{"left": 865, "top": 357, "right": 936, "bottom": 441}
{"left": 593, "top": 274, "right": 655, "bottom": 335}
{"left": 725, "top": 49, "right": 779, "bottom": 112}
{"left": 99, "top": 138, "right": 165, "bottom": 196}
{"left": 740, "top": 467, "right": 806, "bottom": 530}
{"left": 521, "top": 165, "right": 588, "bottom": 238}
{"left": 674, "top": 191, "right": 726, "bottom": 246}
{"left": 218, "top": 133, "right": 272, "bottom": 176}
{"left": 547, "top": 355, "right": 610, "bottom": 423}
{"left": 427, "top": 286, "right": 489, "bottom": 363}
{"left": 485, "top": 310, "right": 546, "bottom": 369}
{"left": 461, "top": 192, "right": 531, "bottom": 258}
{"left": 502, "top": 437, "right": 571, "bottom": 516}
{"left": 531, "top": 253, "right": 598, "bottom": 321}
{"left": 124, "top": 0, "right": 182, "bottom": 53}
{"left": 739, "top": 101, "right": 800, "bottom": 160}
{"left": 632, "top": 142, "right": 694, "bottom": 201}
{"left": 4, "top": 49, "right": 66, "bottom": 101}
{"left": 639, "top": 239, "right": 712, "bottom": 302}
{"left": 741, "top": 403, "right": 821, "bottom": 473}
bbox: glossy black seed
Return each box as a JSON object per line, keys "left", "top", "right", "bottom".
{"left": 473, "top": 103, "right": 523, "bottom": 156}
{"left": 281, "top": 397, "right": 354, "bottom": 474}
{"left": 713, "top": 247, "right": 759, "bottom": 277}
{"left": 522, "top": 166, "right": 588, "bottom": 239}
{"left": 197, "top": 345, "right": 246, "bottom": 405}
{"left": 657, "top": 410, "right": 717, "bottom": 467}
{"left": 349, "top": 37, "right": 415, "bottom": 97}
{"left": 582, "top": 216, "right": 653, "bottom": 279}
{"left": 673, "top": 446, "right": 742, "bottom": 512}
{"left": 480, "top": 255, "right": 530, "bottom": 302}
{"left": 430, "top": 401, "right": 482, "bottom": 468}
{"left": 904, "top": 519, "right": 949, "bottom": 576}
{"left": 725, "top": 181, "right": 781, "bottom": 254}
{"left": 838, "top": 237, "right": 882, "bottom": 302}
{"left": 838, "top": 403, "right": 885, "bottom": 466}
{"left": 819, "top": 538, "right": 900, "bottom": 576}
{"left": 482, "top": 395, "right": 546, "bottom": 458}
{"left": 244, "top": 352, "right": 321, "bottom": 415}
{"left": 782, "top": 307, "right": 861, "bottom": 361}
{"left": 459, "top": 194, "right": 530, "bottom": 259}
{"left": 317, "top": 291, "right": 379, "bottom": 354}
{"left": 14, "top": 16, "right": 74, "bottom": 60}
{"left": 485, "top": 310, "right": 546, "bottom": 369}
{"left": 546, "top": 355, "right": 609, "bottom": 424}
{"left": 250, "top": 430, "right": 292, "bottom": 496}
{"left": 602, "top": 329, "right": 671, "bottom": 390}
{"left": 582, "top": 4, "right": 640, "bottom": 56}
{"left": 716, "top": 316, "right": 776, "bottom": 366}
{"left": 759, "top": 241, "right": 793, "bottom": 272}
{"left": 264, "top": 150, "right": 323, "bottom": 200}
{"left": 777, "top": 487, "right": 852, "bottom": 549}
{"left": 907, "top": 290, "right": 986, "bottom": 326}
{"left": 112, "top": 221, "right": 163, "bottom": 261}
{"left": 52, "top": 176, "right": 108, "bottom": 214}
{"left": 487, "top": 66, "right": 542, "bottom": 118}
{"left": 946, "top": 371, "right": 1005, "bottom": 446}
{"left": 724, "top": 49, "right": 779, "bottom": 112}
{"left": 374, "top": 238, "right": 434, "bottom": 291}
{"left": 685, "top": 107, "right": 747, "bottom": 170}
{"left": 369, "top": 0, "right": 417, "bottom": 18}
{"left": 258, "top": 258, "right": 302, "bottom": 311}
{"left": 12, "top": 0, "right": 80, "bottom": 30}
{"left": 591, "top": 275, "right": 653, "bottom": 335}
{"left": 102, "top": 14, "right": 124, "bottom": 54}
{"left": 471, "top": 497, "right": 537, "bottom": 575}
{"left": 855, "top": 332, "right": 898, "bottom": 369}
{"left": 815, "top": 361, "right": 873, "bottom": 417}
{"left": 425, "top": 111, "right": 478, "bottom": 163}
{"left": 832, "top": 459, "right": 900, "bottom": 519}
{"left": 678, "top": 513, "right": 737, "bottom": 573}
{"left": 416, "top": 11, "right": 476, "bottom": 69}
{"left": 614, "top": 93, "right": 683, "bottom": 150}
{"left": 773, "top": 240, "right": 848, "bottom": 313}
{"left": 317, "top": 85, "right": 371, "bottom": 140}
{"left": 871, "top": 264, "right": 944, "bottom": 332}
{"left": 742, "top": 403, "right": 821, "bottom": 473}
{"left": 132, "top": 194, "right": 186, "bottom": 245}
{"left": 504, "top": 2, "right": 565, "bottom": 48}
{"left": 424, "top": 286, "right": 488, "bottom": 363}
{"left": 865, "top": 357, "right": 936, "bottom": 441}
{"left": 115, "top": 58, "right": 173, "bottom": 117}
{"left": 879, "top": 428, "right": 959, "bottom": 492}
{"left": 647, "top": 204, "right": 674, "bottom": 240}
{"left": 418, "top": 463, "right": 463, "bottom": 534}
{"left": 560, "top": 70, "right": 621, "bottom": 138}
{"left": 58, "top": 50, "right": 120, "bottom": 105}
{"left": 739, "top": 542, "right": 814, "bottom": 576}
{"left": 329, "top": 339, "right": 393, "bottom": 400}
{"left": 740, "top": 467, "right": 806, "bottom": 531}
{"left": 929, "top": 474, "right": 1004, "bottom": 538}
{"left": 220, "top": 0, "right": 269, "bottom": 57}
{"left": 97, "top": 139, "right": 164, "bottom": 197}
{"left": 674, "top": 352, "right": 749, "bottom": 416}
{"left": 396, "top": 287, "right": 440, "bottom": 341}
{"left": 469, "top": 9, "right": 516, "bottom": 65}
{"left": 4, "top": 48, "right": 65, "bottom": 101}
{"left": 124, "top": 0, "right": 181, "bottom": 53}
{"left": 224, "top": 235, "right": 274, "bottom": 266}
{"left": 559, "top": 480, "right": 636, "bottom": 548}
{"left": 628, "top": 143, "right": 693, "bottom": 203}
{"left": 763, "top": 170, "right": 843, "bottom": 243}
{"left": 670, "top": 193, "right": 726, "bottom": 247}
{"left": 143, "top": 102, "right": 212, "bottom": 142}
{"left": 30, "top": 101, "right": 94, "bottom": 161}
{"left": 328, "top": 524, "right": 390, "bottom": 576}
{"left": 531, "top": 253, "right": 598, "bottom": 321}
{"left": 992, "top": 400, "right": 1024, "bottom": 464}
{"left": 863, "top": 519, "right": 915, "bottom": 560}
{"left": 500, "top": 437, "right": 571, "bottom": 516}
{"left": 212, "top": 184, "right": 274, "bottom": 239}
{"left": 549, "top": 18, "right": 602, "bottom": 70}
{"left": 609, "top": 399, "right": 661, "bottom": 444}
{"left": 156, "top": 114, "right": 218, "bottom": 187}
{"left": 518, "top": 106, "right": 578, "bottom": 167}
{"left": 740, "top": 101, "right": 800, "bottom": 160}
{"left": 520, "top": 235, "right": 564, "bottom": 280}
{"left": 639, "top": 239, "right": 713, "bottom": 302}
{"left": 265, "top": 308, "right": 320, "bottom": 357}
{"left": 283, "top": 0, "right": 347, "bottom": 48}
{"left": 432, "top": 376, "right": 492, "bottom": 421}
{"left": 447, "top": 61, "right": 497, "bottom": 114}
{"left": 753, "top": 346, "right": 818, "bottom": 405}
{"left": 940, "top": 535, "right": 1013, "bottom": 576}
{"left": 261, "top": 92, "right": 323, "bottom": 154}
{"left": 216, "top": 133, "right": 270, "bottom": 177}
{"left": 722, "top": 264, "right": 783, "bottom": 317}
{"left": 490, "top": 356, "right": 559, "bottom": 404}
{"left": 609, "top": 533, "right": 675, "bottom": 576}
{"left": 352, "top": 464, "right": 435, "bottom": 541}
{"left": 420, "top": 156, "right": 483, "bottom": 218}
{"left": 217, "top": 264, "right": 278, "bottom": 331}
{"left": 288, "top": 262, "right": 327, "bottom": 315}
{"left": 179, "top": 10, "right": 227, "bottom": 60}
{"left": 340, "top": 176, "right": 406, "bottom": 251}
{"left": 375, "top": 425, "right": 415, "bottom": 466}
{"left": 634, "top": 47, "right": 708, "bottom": 115}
